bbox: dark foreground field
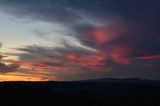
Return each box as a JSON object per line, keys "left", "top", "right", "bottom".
{"left": 0, "top": 78, "right": 160, "bottom": 106}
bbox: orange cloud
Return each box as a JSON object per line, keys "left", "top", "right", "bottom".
{"left": 32, "top": 64, "right": 66, "bottom": 69}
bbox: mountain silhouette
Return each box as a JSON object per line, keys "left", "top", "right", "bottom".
{"left": 0, "top": 78, "right": 160, "bottom": 106}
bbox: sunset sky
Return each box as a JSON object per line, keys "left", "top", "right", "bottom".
{"left": 0, "top": 0, "right": 160, "bottom": 81}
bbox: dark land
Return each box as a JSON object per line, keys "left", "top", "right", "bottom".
{"left": 0, "top": 78, "right": 160, "bottom": 106}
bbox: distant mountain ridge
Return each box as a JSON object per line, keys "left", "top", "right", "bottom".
{"left": 1, "top": 77, "right": 159, "bottom": 83}
{"left": 79, "top": 77, "right": 159, "bottom": 83}
{"left": 0, "top": 78, "right": 160, "bottom": 106}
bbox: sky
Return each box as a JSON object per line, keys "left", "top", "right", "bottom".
{"left": 0, "top": 0, "right": 160, "bottom": 81}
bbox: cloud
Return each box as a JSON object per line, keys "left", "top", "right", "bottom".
{"left": 0, "top": 42, "right": 20, "bottom": 73}
{"left": 0, "top": 42, "right": 2, "bottom": 48}
{"left": 137, "top": 55, "right": 160, "bottom": 60}
{"left": 13, "top": 43, "right": 102, "bottom": 70}
{"left": 0, "top": 63, "right": 20, "bottom": 73}
{"left": 0, "top": 0, "right": 160, "bottom": 80}
{"left": 0, "top": 56, "right": 20, "bottom": 73}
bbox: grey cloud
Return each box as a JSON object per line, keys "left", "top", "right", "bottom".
{"left": 0, "top": 63, "right": 20, "bottom": 73}
{"left": 0, "top": 42, "right": 2, "bottom": 48}
{"left": 0, "top": 42, "right": 20, "bottom": 73}
{"left": 16, "top": 42, "right": 97, "bottom": 68}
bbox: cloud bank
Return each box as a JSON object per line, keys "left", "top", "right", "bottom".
{"left": 0, "top": 0, "right": 160, "bottom": 80}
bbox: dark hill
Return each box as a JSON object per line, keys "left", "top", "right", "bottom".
{"left": 0, "top": 78, "right": 160, "bottom": 106}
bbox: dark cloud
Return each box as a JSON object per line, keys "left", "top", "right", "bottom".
{"left": 0, "top": 0, "right": 160, "bottom": 79}
{"left": 0, "top": 0, "right": 120, "bottom": 21}
{"left": 0, "top": 42, "right": 20, "bottom": 73}
{"left": 0, "top": 63, "right": 20, "bottom": 73}
{"left": 0, "top": 54, "right": 20, "bottom": 73}
{"left": 0, "top": 42, "right": 2, "bottom": 48}
{"left": 1, "top": 0, "right": 160, "bottom": 50}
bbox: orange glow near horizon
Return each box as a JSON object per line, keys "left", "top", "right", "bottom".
{"left": 0, "top": 74, "right": 48, "bottom": 81}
